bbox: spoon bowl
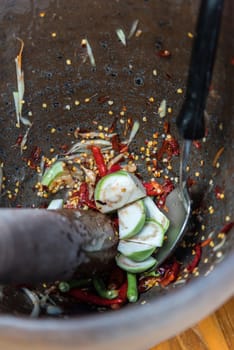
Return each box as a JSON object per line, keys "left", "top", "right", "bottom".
{"left": 155, "top": 186, "right": 191, "bottom": 266}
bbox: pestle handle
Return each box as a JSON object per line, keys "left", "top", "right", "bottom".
{"left": 176, "top": 0, "right": 224, "bottom": 140}
{"left": 0, "top": 209, "right": 117, "bottom": 284}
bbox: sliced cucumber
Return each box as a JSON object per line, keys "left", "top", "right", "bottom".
{"left": 47, "top": 199, "right": 64, "bottom": 210}
{"left": 129, "top": 219, "right": 165, "bottom": 247}
{"left": 118, "top": 200, "right": 146, "bottom": 239}
{"left": 143, "top": 196, "right": 169, "bottom": 233}
{"left": 41, "top": 161, "right": 66, "bottom": 187}
{"left": 117, "top": 240, "right": 155, "bottom": 262}
{"left": 94, "top": 170, "right": 146, "bottom": 213}
{"left": 116, "top": 254, "right": 157, "bottom": 273}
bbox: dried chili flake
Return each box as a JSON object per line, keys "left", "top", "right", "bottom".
{"left": 214, "top": 185, "right": 224, "bottom": 200}
{"left": 97, "top": 95, "right": 110, "bottom": 104}
{"left": 192, "top": 140, "right": 202, "bottom": 149}
{"left": 30, "top": 146, "right": 41, "bottom": 163}
{"left": 220, "top": 222, "right": 234, "bottom": 235}
{"left": 143, "top": 181, "right": 164, "bottom": 196}
{"left": 159, "top": 260, "right": 180, "bottom": 287}
{"left": 158, "top": 49, "right": 171, "bottom": 58}
{"left": 157, "top": 136, "right": 180, "bottom": 161}
{"left": 59, "top": 144, "right": 69, "bottom": 153}
{"left": 163, "top": 121, "right": 170, "bottom": 134}
{"left": 186, "top": 244, "right": 202, "bottom": 273}
{"left": 156, "top": 179, "right": 174, "bottom": 208}
{"left": 187, "top": 177, "right": 196, "bottom": 187}
{"left": 201, "top": 238, "right": 212, "bottom": 247}
{"left": 14, "top": 134, "right": 23, "bottom": 147}
{"left": 138, "top": 276, "right": 158, "bottom": 293}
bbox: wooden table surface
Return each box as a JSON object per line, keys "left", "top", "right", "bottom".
{"left": 151, "top": 297, "right": 234, "bottom": 350}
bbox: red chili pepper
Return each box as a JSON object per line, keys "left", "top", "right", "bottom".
{"left": 111, "top": 134, "right": 121, "bottom": 152}
{"left": 159, "top": 260, "right": 180, "bottom": 287}
{"left": 90, "top": 146, "right": 107, "bottom": 177}
{"left": 78, "top": 182, "right": 96, "bottom": 209}
{"left": 108, "top": 267, "right": 125, "bottom": 290}
{"left": 186, "top": 244, "right": 202, "bottom": 273}
{"left": 220, "top": 222, "right": 234, "bottom": 234}
{"left": 107, "top": 164, "right": 122, "bottom": 174}
{"left": 143, "top": 181, "right": 164, "bottom": 196}
{"left": 118, "top": 281, "right": 128, "bottom": 302}
{"left": 69, "top": 289, "right": 123, "bottom": 307}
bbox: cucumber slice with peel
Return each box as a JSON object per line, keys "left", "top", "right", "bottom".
{"left": 118, "top": 200, "right": 146, "bottom": 239}
{"left": 116, "top": 254, "right": 157, "bottom": 273}
{"left": 117, "top": 240, "right": 155, "bottom": 261}
{"left": 47, "top": 199, "right": 64, "bottom": 210}
{"left": 41, "top": 161, "right": 66, "bottom": 187}
{"left": 94, "top": 170, "right": 146, "bottom": 213}
{"left": 143, "top": 197, "right": 169, "bottom": 233}
{"left": 129, "top": 219, "right": 165, "bottom": 247}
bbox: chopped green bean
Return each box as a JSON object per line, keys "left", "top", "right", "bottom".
{"left": 58, "top": 281, "right": 70, "bottom": 293}
{"left": 59, "top": 278, "right": 92, "bottom": 293}
{"left": 127, "top": 272, "right": 138, "bottom": 303}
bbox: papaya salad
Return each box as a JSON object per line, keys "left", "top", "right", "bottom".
{"left": 20, "top": 117, "right": 181, "bottom": 315}
{"left": 3, "top": 38, "right": 199, "bottom": 317}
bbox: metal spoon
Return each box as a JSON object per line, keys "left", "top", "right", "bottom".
{"left": 155, "top": 0, "right": 224, "bottom": 266}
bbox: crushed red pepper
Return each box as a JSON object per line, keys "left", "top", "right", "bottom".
{"left": 186, "top": 244, "right": 202, "bottom": 273}
{"left": 138, "top": 260, "right": 180, "bottom": 292}
{"left": 220, "top": 222, "right": 234, "bottom": 234}
{"left": 156, "top": 136, "right": 180, "bottom": 161}
{"left": 143, "top": 181, "right": 164, "bottom": 196}
{"left": 78, "top": 182, "right": 96, "bottom": 209}
{"left": 159, "top": 260, "right": 180, "bottom": 286}
{"left": 158, "top": 49, "right": 171, "bottom": 58}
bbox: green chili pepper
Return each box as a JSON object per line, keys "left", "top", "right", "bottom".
{"left": 93, "top": 277, "right": 118, "bottom": 300}
{"left": 127, "top": 272, "right": 138, "bottom": 303}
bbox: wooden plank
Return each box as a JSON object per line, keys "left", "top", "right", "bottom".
{"left": 151, "top": 297, "right": 234, "bottom": 350}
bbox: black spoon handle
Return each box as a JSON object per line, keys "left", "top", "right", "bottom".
{"left": 176, "top": 0, "right": 224, "bottom": 140}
